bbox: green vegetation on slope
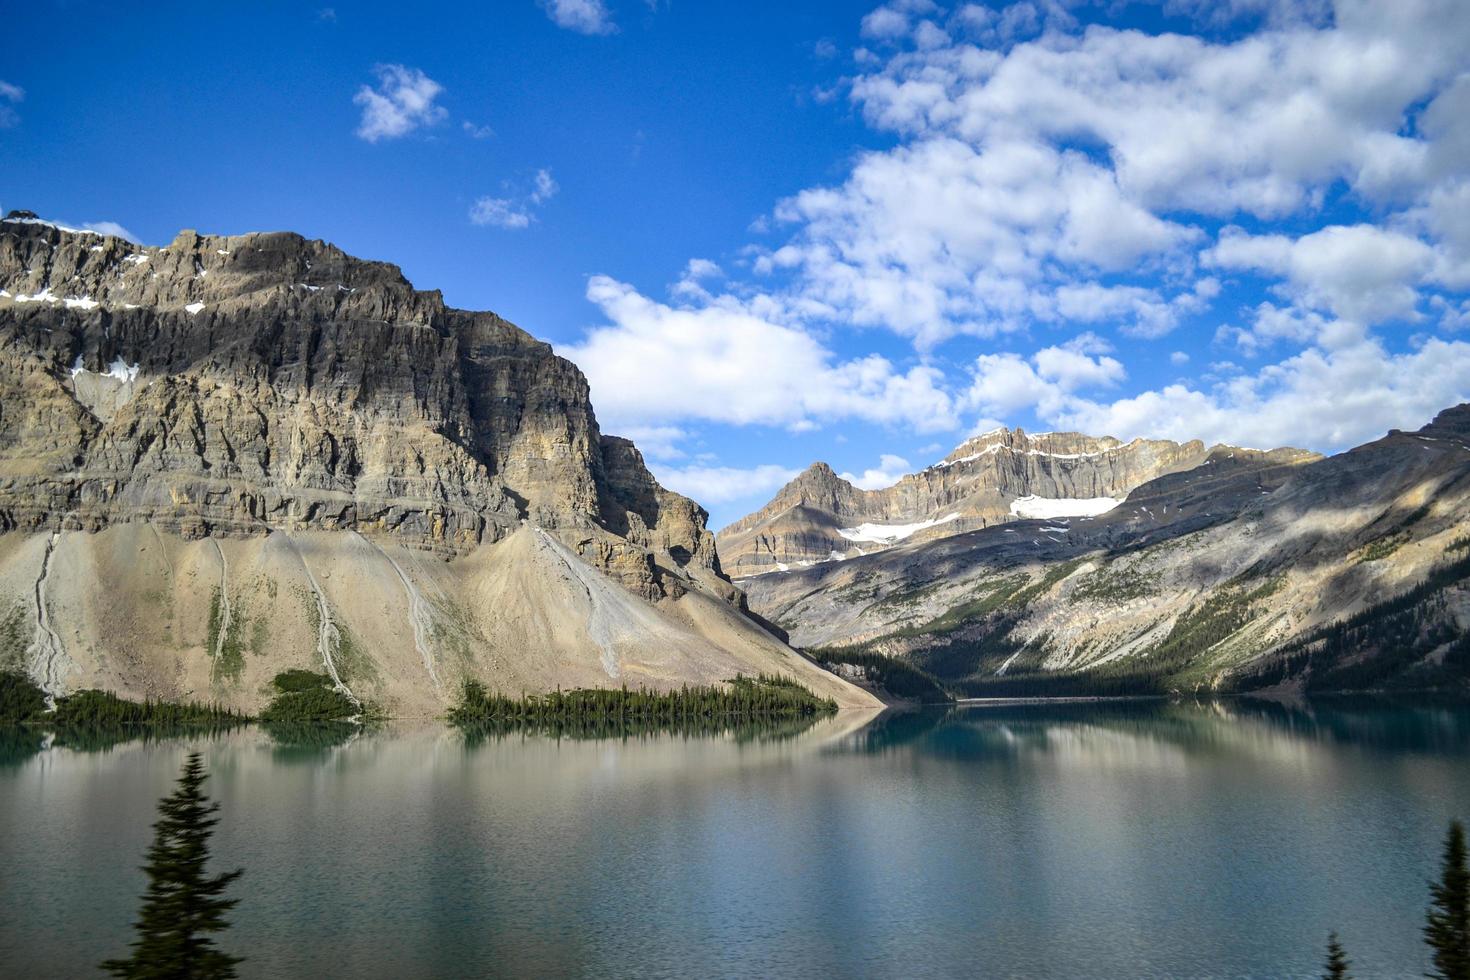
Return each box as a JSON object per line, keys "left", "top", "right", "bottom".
{"left": 1, "top": 670, "right": 48, "bottom": 724}
{"left": 1234, "top": 552, "right": 1470, "bottom": 693}
{"left": 259, "top": 670, "right": 360, "bottom": 723}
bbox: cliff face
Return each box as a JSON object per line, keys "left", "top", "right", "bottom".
{"left": 0, "top": 213, "right": 874, "bottom": 712}
{"left": 716, "top": 427, "right": 1307, "bottom": 576}
{"left": 0, "top": 213, "right": 729, "bottom": 596}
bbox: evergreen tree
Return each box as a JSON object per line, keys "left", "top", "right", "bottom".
{"left": 101, "top": 753, "right": 244, "bottom": 979}
{"left": 1425, "top": 819, "right": 1470, "bottom": 980}
{"left": 1322, "top": 932, "right": 1351, "bottom": 980}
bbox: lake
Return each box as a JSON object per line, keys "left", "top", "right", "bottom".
{"left": 2, "top": 699, "right": 1468, "bottom": 979}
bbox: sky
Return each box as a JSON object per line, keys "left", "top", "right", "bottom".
{"left": 3, "top": 0, "right": 1470, "bottom": 529}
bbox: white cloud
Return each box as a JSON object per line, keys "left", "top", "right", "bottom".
{"left": 851, "top": 2, "right": 1470, "bottom": 217}
{"left": 462, "top": 121, "right": 495, "bottom": 140}
{"left": 468, "top": 198, "right": 532, "bottom": 229}
{"left": 1216, "top": 301, "right": 1364, "bottom": 356}
{"left": 353, "top": 65, "right": 446, "bottom": 142}
{"left": 563, "top": 0, "right": 1470, "bottom": 467}
{"left": 81, "top": 221, "right": 141, "bottom": 244}
{"left": 541, "top": 0, "right": 616, "bottom": 35}
{"left": 1205, "top": 224, "right": 1443, "bottom": 324}
{"left": 561, "top": 276, "right": 960, "bottom": 433}
{"left": 860, "top": 0, "right": 940, "bottom": 40}
{"left": 840, "top": 453, "right": 912, "bottom": 489}
{"left": 469, "top": 168, "right": 558, "bottom": 230}
{"left": 0, "top": 79, "right": 22, "bottom": 128}
{"left": 764, "top": 136, "right": 1199, "bottom": 347}
{"left": 531, "top": 168, "right": 558, "bottom": 203}
{"left": 974, "top": 335, "right": 1470, "bottom": 452}
{"left": 611, "top": 425, "right": 688, "bottom": 460}
{"left": 1033, "top": 341, "right": 1126, "bottom": 389}
{"left": 966, "top": 334, "right": 1126, "bottom": 418}
{"left": 649, "top": 463, "right": 801, "bottom": 505}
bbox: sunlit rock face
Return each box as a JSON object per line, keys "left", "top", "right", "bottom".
{"left": 716, "top": 426, "right": 1313, "bottom": 577}
{"left": 0, "top": 213, "right": 878, "bottom": 715}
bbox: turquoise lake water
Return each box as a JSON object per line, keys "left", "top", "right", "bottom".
{"left": 2, "top": 699, "right": 1468, "bottom": 979}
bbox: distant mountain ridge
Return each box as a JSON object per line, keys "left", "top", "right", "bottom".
{"left": 717, "top": 426, "right": 1318, "bottom": 576}
{"left": 740, "top": 405, "right": 1470, "bottom": 698}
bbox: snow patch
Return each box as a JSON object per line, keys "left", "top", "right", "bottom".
{"left": 1009, "top": 495, "right": 1121, "bottom": 519}
{"left": 1, "top": 215, "right": 104, "bottom": 237}
{"left": 184, "top": 302, "right": 205, "bottom": 315}
{"left": 837, "top": 513, "right": 960, "bottom": 544}
{"left": 63, "top": 296, "right": 98, "bottom": 310}
{"left": 69, "top": 356, "right": 141, "bottom": 383}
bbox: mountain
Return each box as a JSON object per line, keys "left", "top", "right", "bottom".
{"left": 0, "top": 212, "right": 878, "bottom": 713}
{"left": 717, "top": 426, "right": 1318, "bottom": 576}
{"left": 738, "top": 409, "right": 1470, "bottom": 697}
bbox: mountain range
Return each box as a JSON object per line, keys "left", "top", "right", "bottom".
{"left": 731, "top": 407, "right": 1470, "bottom": 697}
{"left": 3, "top": 210, "right": 1466, "bottom": 713}
{"left": 716, "top": 427, "right": 1318, "bottom": 576}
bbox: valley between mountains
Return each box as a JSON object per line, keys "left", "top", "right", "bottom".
{"left": 3, "top": 211, "right": 1467, "bottom": 715}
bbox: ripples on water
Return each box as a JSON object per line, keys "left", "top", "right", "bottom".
{"left": 3, "top": 697, "right": 1468, "bottom": 979}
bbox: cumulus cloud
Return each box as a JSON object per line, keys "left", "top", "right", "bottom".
{"left": 762, "top": 136, "right": 1200, "bottom": 347}
{"left": 561, "top": 276, "right": 960, "bottom": 433}
{"left": 568, "top": 0, "right": 1470, "bottom": 463}
{"left": 1216, "top": 302, "right": 1364, "bottom": 356}
{"left": 850, "top": 1, "right": 1469, "bottom": 216}
{"left": 741, "top": 0, "right": 1470, "bottom": 351}
{"left": 541, "top": 0, "right": 616, "bottom": 35}
{"left": 971, "top": 335, "right": 1470, "bottom": 453}
{"left": 353, "top": 65, "right": 446, "bottom": 142}
{"left": 966, "top": 334, "right": 1126, "bottom": 419}
{"left": 840, "top": 453, "right": 912, "bottom": 489}
{"left": 649, "top": 463, "right": 801, "bottom": 506}
{"left": 1205, "top": 224, "right": 1440, "bottom": 324}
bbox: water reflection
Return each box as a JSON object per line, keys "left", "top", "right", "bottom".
{"left": 835, "top": 696, "right": 1470, "bottom": 759}
{"left": 3, "top": 697, "right": 1469, "bottom": 979}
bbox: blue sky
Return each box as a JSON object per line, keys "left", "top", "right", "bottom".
{"left": 3, "top": 0, "right": 1469, "bottom": 529}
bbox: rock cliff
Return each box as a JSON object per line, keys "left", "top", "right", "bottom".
{"left": 0, "top": 212, "right": 877, "bottom": 713}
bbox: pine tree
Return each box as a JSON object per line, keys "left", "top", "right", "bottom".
{"left": 1322, "top": 932, "right": 1351, "bottom": 980}
{"left": 101, "top": 753, "right": 244, "bottom": 979}
{"left": 1425, "top": 819, "right": 1470, "bottom": 980}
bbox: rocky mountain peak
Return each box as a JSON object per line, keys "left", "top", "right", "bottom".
{"left": 0, "top": 214, "right": 728, "bottom": 603}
